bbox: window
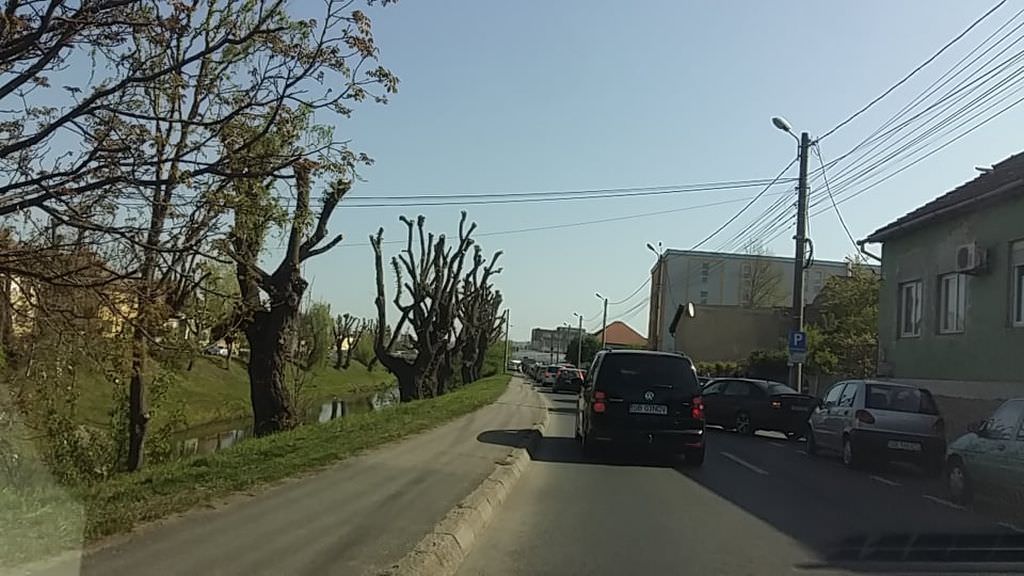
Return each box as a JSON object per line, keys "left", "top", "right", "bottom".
{"left": 596, "top": 354, "right": 700, "bottom": 394}
{"left": 700, "top": 270, "right": 709, "bottom": 284}
{"left": 824, "top": 383, "right": 846, "bottom": 406}
{"left": 865, "top": 384, "right": 938, "bottom": 415}
{"left": 702, "top": 380, "right": 726, "bottom": 395}
{"left": 984, "top": 400, "right": 1024, "bottom": 441}
{"left": 766, "top": 382, "right": 798, "bottom": 395}
{"left": 724, "top": 381, "right": 751, "bottom": 396}
{"left": 899, "top": 281, "right": 922, "bottom": 337}
{"left": 699, "top": 290, "right": 708, "bottom": 304}
{"left": 938, "top": 273, "right": 966, "bottom": 334}
{"left": 742, "top": 263, "right": 751, "bottom": 278}
{"left": 838, "top": 382, "right": 858, "bottom": 407}
{"left": 1013, "top": 240, "right": 1024, "bottom": 327}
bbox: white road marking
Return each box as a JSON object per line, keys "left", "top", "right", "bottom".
{"left": 869, "top": 475, "right": 901, "bottom": 487}
{"left": 721, "top": 451, "right": 768, "bottom": 475}
{"left": 796, "top": 450, "right": 808, "bottom": 455}
{"left": 768, "top": 442, "right": 786, "bottom": 448}
{"left": 922, "top": 494, "right": 965, "bottom": 510}
{"left": 998, "top": 522, "right": 1024, "bottom": 533}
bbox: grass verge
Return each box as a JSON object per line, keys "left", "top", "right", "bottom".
{"left": 0, "top": 374, "right": 510, "bottom": 568}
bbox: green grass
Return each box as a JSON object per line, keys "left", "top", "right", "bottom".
{"left": 66, "top": 357, "right": 395, "bottom": 430}
{"left": 0, "top": 374, "right": 509, "bottom": 568}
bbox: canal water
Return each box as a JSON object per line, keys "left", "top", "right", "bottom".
{"left": 176, "top": 386, "right": 400, "bottom": 457}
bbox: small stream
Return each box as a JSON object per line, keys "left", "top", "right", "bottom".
{"left": 175, "top": 386, "right": 400, "bottom": 458}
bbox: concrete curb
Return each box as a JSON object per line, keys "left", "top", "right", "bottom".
{"left": 380, "top": 380, "right": 549, "bottom": 576}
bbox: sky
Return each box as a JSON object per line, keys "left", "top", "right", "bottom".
{"left": 289, "top": 0, "right": 1024, "bottom": 340}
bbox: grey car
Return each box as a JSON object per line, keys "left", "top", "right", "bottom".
{"left": 945, "top": 398, "right": 1024, "bottom": 505}
{"left": 807, "top": 380, "right": 946, "bottom": 474}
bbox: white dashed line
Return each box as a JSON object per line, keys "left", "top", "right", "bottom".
{"left": 768, "top": 442, "right": 785, "bottom": 448}
{"left": 796, "top": 450, "right": 808, "bottom": 455}
{"left": 869, "top": 475, "right": 901, "bottom": 487}
{"left": 998, "top": 522, "right": 1024, "bottom": 533}
{"left": 721, "top": 451, "right": 768, "bottom": 475}
{"left": 922, "top": 494, "right": 965, "bottom": 511}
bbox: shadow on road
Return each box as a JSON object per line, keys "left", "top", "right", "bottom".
{"left": 549, "top": 397, "right": 576, "bottom": 405}
{"left": 477, "top": 428, "right": 678, "bottom": 468}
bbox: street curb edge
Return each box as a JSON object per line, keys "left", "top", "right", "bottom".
{"left": 380, "top": 378, "right": 549, "bottom": 576}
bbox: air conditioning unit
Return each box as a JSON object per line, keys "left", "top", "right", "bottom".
{"left": 955, "top": 242, "right": 987, "bottom": 274}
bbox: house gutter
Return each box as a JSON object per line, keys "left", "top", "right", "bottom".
{"left": 864, "top": 178, "right": 1023, "bottom": 244}
{"left": 855, "top": 239, "right": 882, "bottom": 263}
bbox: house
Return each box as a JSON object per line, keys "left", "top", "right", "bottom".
{"left": 862, "top": 151, "right": 1024, "bottom": 405}
{"left": 647, "top": 249, "right": 866, "bottom": 352}
{"left": 593, "top": 320, "right": 646, "bottom": 349}
{"left": 530, "top": 326, "right": 576, "bottom": 352}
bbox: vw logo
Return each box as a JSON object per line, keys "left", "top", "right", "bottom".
{"left": 643, "top": 391, "right": 655, "bottom": 401}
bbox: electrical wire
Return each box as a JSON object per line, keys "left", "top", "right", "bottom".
{"left": 689, "top": 157, "right": 798, "bottom": 250}
{"left": 818, "top": 0, "right": 1008, "bottom": 141}
{"left": 812, "top": 143, "right": 859, "bottom": 252}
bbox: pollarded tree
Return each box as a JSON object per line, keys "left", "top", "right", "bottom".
{"left": 370, "top": 213, "right": 476, "bottom": 401}
{"left": 456, "top": 245, "right": 502, "bottom": 384}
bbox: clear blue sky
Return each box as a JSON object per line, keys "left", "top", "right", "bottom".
{"left": 296, "top": 0, "right": 1024, "bottom": 340}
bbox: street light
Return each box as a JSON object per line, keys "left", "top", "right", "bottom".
{"left": 594, "top": 292, "right": 608, "bottom": 347}
{"left": 773, "top": 114, "right": 812, "bottom": 393}
{"left": 572, "top": 312, "right": 584, "bottom": 366}
{"left": 647, "top": 241, "right": 665, "bottom": 351}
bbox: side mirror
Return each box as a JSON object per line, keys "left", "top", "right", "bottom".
{"left": 822, "top": 400, "right": 834, "bottom": 409}
{"left": 969, "top": 419, "right": 986, "bottom": 435}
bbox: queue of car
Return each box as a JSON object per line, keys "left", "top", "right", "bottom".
{"left": 524, "top": 350, "right": 1024, "bottom": 511}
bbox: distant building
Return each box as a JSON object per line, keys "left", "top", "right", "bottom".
{"left": 647, "top": 249, "right": 867, "bottom": 352}
{"left": 530, "top": 326, "right": 576, "bottom": 353}
{"left": 593, "top": 320, "right": 646, "bottom": 349}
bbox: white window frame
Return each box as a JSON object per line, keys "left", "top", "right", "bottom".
{"left": 899, "top": 281, "right": 922, "bottom": 338}
{"left": 938, "top": 272, "right": 966, "bottom": 334}
{"left": 1013, "top": 240, "right": 1024, "bottom": 328}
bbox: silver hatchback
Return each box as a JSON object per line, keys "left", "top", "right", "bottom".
{"left": 807, "top": 380, "right": 946, "bottom": 474}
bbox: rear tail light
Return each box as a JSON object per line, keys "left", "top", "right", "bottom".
{"left": 593, "top": 390, "right": 606, "bottom": 413}
{"left": 933, "top": 417, "right": 945, "bottom": 435}
{"left": 855, "top": 409, "right": 875, "bottom": 424}
{"left": 770, "top": 399, "right": 782, "bottom": 409}
{"left": 691, "top": 395, "right": 704, "bottom": 420}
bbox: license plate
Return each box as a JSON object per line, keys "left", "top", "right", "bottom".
{"left": 629, "top": 403, "right": 668, "bottom": 415}
{"left": 791, "top": 406, "right": 809, "bottom": 412}
{"left": 887, "top": 440, "right": 921, "bottom": 451}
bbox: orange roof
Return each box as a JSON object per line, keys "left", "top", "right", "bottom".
{"left": 594, "top": 321, "right": 647, "bottom": 347}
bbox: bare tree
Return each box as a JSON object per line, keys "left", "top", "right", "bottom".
{"left": 742, "top": 241, "right": 783, "bottom": 308}
{"left": 456, "top": 246, "right": 502, "bottom": 384}
{"left": 333, "top": 313, "right": 356, "bottom": 370}
{"left": 370, "top": 214, "right": 476, "bottom": 402}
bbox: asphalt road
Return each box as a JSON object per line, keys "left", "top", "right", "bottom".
{"left": 460, "top": 387, "right": 1024, "bottom": 576}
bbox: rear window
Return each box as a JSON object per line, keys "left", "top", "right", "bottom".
{"left": 545, "top": 366, "right": 558, "bottom": 374}
{"left": 597, "top": 354, "right": 699, "bottom": 394}
{"left": 865, "top": 384, "right": 939, "bottom": 415}
{"left": 766, "top": 383, "right": 798, "bottom": 395}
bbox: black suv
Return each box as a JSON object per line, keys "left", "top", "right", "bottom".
{"left": 575, "top": 350, "right": 705, "bottom": 465}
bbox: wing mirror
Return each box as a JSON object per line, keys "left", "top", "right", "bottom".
{"left": 968, "top": 419, "right": 987, "bottom": 435}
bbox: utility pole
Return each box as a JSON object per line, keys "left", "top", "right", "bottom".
{"left": 503, "top": 309, "right": 510, "bottom": 373}
{"left": 595, "top": 292, "right": 608, "bottom": 348}
{"left": 790, "top": 131, "right": 811, "bottom": 394}
{"left": 573, "top": 312, "right": 583, "bottom": 366}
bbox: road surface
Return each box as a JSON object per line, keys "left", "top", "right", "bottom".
{"left": 460, "top": 387, "right": 1024, "bottom": 576}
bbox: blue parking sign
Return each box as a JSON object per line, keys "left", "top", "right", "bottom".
{"left": 788, "top": 330, "right": 807, "bottom": 354}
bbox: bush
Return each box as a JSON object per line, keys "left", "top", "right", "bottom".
{"left": 695, "top": 361, "right": 743, "bottom": 378}
{"left": 744, "top": 349, "right": 789, "bottom": 382}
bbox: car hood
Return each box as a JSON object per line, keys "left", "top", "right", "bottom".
{"left": 947, "top": 432, "right": 980, "bottom": 454}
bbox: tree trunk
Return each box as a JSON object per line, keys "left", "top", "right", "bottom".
{"left": 245, "top": 306, "right": 296, "bottom": 436}
{"left": 334, "top": 339, "right": 344, "bottom": 370}
{"left": 127, "top": 325, "right": 149, "bottom": 471}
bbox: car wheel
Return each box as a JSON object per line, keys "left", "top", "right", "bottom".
{"left": 735, "top": 412, "right": 753, "bottom": 435}
{"left": 683, "top": 447, "right": 705, "bottom": 467}
{"left": 947, "top": 458, "right": 973, "bottom": 504}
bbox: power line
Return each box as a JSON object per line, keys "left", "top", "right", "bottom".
{"left": 608, "top": 277, "right": 651, "bottom": 306}
{"left": 812, "top": 143, "right": 859, "bottom": 253}
{"left": 689, "top": 157, "right": 798, "bottom": 251}
{"left": 818, "top": 0, "right": 1009, "bottom": 141}
{"left": 339, "top": 193, "right": 787, "bottom": 248}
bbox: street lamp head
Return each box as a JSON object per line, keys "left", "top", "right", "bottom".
{"left": 594, "top": 292, "right": 604, "bottom": 300}
{"left": 573, "top": 311, "right": 582, "bottom": 319}
{"left": 771, "top": 116, "right": 793, "bottom": 133}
